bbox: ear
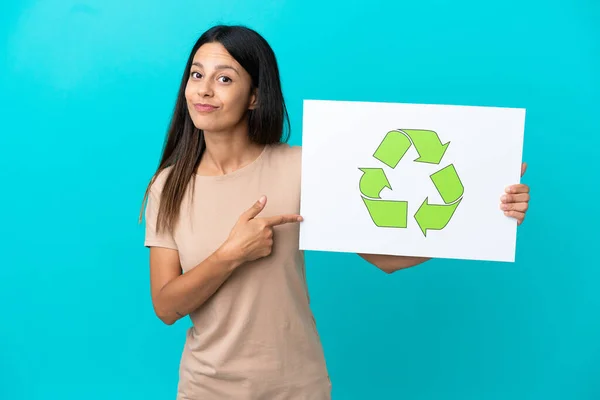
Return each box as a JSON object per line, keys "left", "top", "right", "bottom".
{"left": 248, "top": 88, "right": 258, "bottom": 110}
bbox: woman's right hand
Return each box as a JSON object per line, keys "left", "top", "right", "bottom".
{"left": 218, "top": 195, "right": 303, "bottom": 266}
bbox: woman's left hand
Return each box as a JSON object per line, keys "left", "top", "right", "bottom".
{"left": 500, "top": 162, "right": 530, "bottom": 225}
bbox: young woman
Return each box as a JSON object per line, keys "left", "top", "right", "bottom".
{"left": 142, "top": 25, "right": 531, "bottom": 399}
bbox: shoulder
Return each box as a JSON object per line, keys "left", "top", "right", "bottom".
{"left": 148, "top": 165, "right": 174, "bottom": 196}
{"left": 267, "top": 142, "right": 302, "bottom": 168}
{"left": 264, "top": 143, "right": 303, "bottom": 207}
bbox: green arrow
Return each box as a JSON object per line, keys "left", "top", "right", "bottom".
{"left": 414, "top": 197, "right": 462, "bottom": 236}
{"left": 430, "top": 164, "right": 464, "bottom": 204}
{"left": 373, "top": 130, "right": 411, "bottom": 168}
{"left": 402, "top": 129, "right": 449, "bottom": 164}
{"left": 358, "top": 168, "right": 391, "bottom": 198}
{"left": 362, "top": 197, "right": 408, "bottom": 228}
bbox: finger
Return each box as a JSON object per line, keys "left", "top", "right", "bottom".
{"left": 504, "top": 210, "right": 525, "bottom": 225}
{"left": 521, "top": 162, "right": 528, "bottom": 177}
{"left": 500, "top": 201, "right": 528, "bottom": 213}
{"left": 263, "top": 214, "right": 303, "bottom": 227}
{"left": 501, "top": 193, "right": 530, "bottom": 203}
{"left": 505, "top": 184, "right": 530, "bottom": 194}
{"left": 241, "top": 196, "right": 267, "bottom": 220}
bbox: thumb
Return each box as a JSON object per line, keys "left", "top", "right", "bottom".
{"left": 521, "top": 162, "right": 528, "bottom": 177}
{"left": 241, "top": 195, "right": 267, "bottom": 220}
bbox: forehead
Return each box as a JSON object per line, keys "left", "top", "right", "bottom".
{"left": 193, "top": 42, "right": 238, "bottom": 67}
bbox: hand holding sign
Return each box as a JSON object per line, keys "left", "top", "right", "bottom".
{"left": 500, "top": 162, "right": 530, "bottom": 225}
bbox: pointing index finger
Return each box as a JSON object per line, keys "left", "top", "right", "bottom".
{"left": 263, "top": 214, "right": 303, "bottom": 227}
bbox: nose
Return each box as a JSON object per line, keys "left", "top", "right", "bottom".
{"left": 196, "top": 79, "right": 214, "bottom": 97}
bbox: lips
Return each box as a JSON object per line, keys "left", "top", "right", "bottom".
{"left": 194, "top": 103, "right": 218, "bottom": 112}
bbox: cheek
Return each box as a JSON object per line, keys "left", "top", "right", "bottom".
{"left": 184, "top": 83, "right": 193, "bottom": 102}
{"left": 223, "top": 88, "right": 252, "bottom": 112}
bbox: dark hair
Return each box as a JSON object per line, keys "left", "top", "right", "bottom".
{"left": 139, "top": 25, "right": 290, "bottom": 234}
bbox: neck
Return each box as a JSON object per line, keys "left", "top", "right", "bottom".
{"left": 199, "top": 122, "right": 264, "bottom": 176}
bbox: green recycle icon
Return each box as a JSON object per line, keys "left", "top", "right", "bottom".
{"left": 359, "top": 129, "right": 464, "bottom": 236}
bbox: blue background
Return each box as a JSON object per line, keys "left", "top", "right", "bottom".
{"left": 1, "top": 1, "right": 599, "bottom": 399}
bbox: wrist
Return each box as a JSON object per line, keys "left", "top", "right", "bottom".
{"left": 214, "top": 242, "right": 244, "bottom": 271}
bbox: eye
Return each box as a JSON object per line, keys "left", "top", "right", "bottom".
{"left": 218, "top": 76, "right": 232, "bottom": 83}
{"left": 190, "top": 71, "right": 202, "bottom": 79}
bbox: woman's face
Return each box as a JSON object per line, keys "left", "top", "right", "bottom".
{"left": 185, "top": 42, "right": 256, "bottom": 133}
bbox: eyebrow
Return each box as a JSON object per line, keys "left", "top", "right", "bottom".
{"left": 192, "top": 62, "right": 239, "bottom": 75}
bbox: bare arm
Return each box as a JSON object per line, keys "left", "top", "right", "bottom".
{"left": 149, "top": 196, "right": 301, "bottom": 325}
{"left": 358, "top": 253, "right": 431, "bottom": 274}
{"left": 150, "top": 246, "right": 240, "bottom": 325}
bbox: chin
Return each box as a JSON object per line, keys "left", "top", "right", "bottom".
{"left": 193, "top": 120, "right": 232, "bottom": 134}
{"left": 189, "top": 115, "right": 217, "bottom": 131}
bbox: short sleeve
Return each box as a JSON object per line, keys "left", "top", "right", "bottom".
{"left": 144, "top": 183, "right": 178, "bottom": 250}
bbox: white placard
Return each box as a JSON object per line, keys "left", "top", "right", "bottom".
{"left": 299, "top": 99, "right": 526, "bottom": 262}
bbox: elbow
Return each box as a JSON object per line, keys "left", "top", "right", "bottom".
{"left": 378, "top": 265, "right": 402, "bottom": 274}
{"left": 158, "top": 314, "right": 177, "bottom": 326}
{"left": 374, "top": 259, "right": 406, "bottom": 274}
{"left": 153, "top": 302, "right": 178, "bottom": 326}
{"left": 377, "top": 257, "right": 432, "bottom": 274}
